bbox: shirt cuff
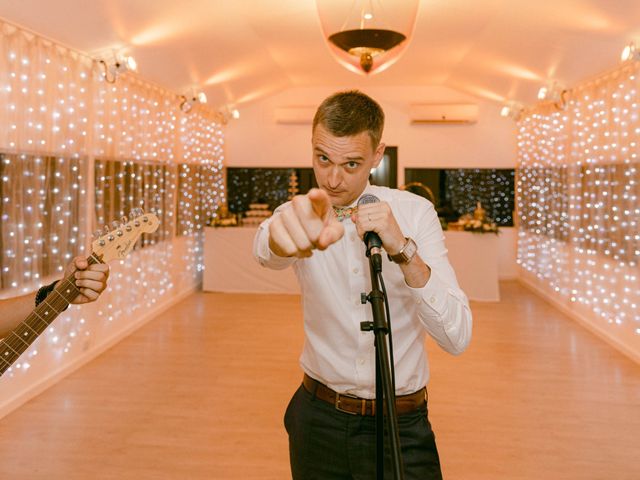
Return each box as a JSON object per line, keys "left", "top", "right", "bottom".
{"left": 254, "top": 224, "right": 296, "bottom": 270}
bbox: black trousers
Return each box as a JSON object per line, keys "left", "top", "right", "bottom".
{"left": 284, "top": 384, "right": 443, "bottom": 480}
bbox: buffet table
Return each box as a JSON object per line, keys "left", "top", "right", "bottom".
{"left": 442, "top": 230, "right": 500, "bottom": 301}
{"left": 203, "top": 227, "right": 500, "bottom": 301}
{"left": 203, "top": 227, "right": 300, "bottom": 294}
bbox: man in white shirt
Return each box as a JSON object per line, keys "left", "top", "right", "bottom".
{"left": 254, "top": 90, "right": 472, "bottom": 479}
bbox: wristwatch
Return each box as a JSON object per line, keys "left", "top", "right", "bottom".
{"left": 388, "top": 237, "right": 418, "bottom": 264}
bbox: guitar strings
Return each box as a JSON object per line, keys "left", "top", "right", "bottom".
{"left": 0, "top": 253, "right": 105, "bottom": 373}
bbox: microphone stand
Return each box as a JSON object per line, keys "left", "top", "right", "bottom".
{"left": 360, "top": 249, "right": 405, "bottom": 480}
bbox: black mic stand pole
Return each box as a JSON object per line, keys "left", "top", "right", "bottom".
{"left": 361, "top": 249, "right": 404, "bottom": 480}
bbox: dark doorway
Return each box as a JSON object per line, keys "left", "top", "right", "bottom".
{"left": 369, "top": 146, "right": 397, "bottom": 188}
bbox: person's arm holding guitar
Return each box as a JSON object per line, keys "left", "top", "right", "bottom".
{"left": 0, "top": 211, "right": 158, "bottom": 376}
{"left": 0, "top": 257, "right": 109, "bottom": 339}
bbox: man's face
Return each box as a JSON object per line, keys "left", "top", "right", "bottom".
{"left": 311, "top": 123, "right": 385, "bottom": 207}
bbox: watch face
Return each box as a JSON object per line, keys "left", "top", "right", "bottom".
{"left": 404, "top": 238, "right": 417, "bottom": 259}
{"left": 391, "top": 238, "right": 417, "bottom": 264}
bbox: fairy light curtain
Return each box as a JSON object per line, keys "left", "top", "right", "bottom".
{"left": 0, "top": 19, "right": 226, "bottom": 384}
{"left": 0, "top": 18, "right": 226, "bottom": 295}
{"left": 176, "top": 108, "right": 225, "bottom": 236}
{"left": 93, "top": 78, "right": 225, "bottom": 240}
{"left": 94, "top": 159, "right": 176, "bottom": 246}
{"left": 93, "top": 75, "right": 180, "bottom": 242}
{"left": 517, "top": 61, "right": 640, "bottom": 333}
{"left": 0, "top": 21, "right": 92, "bottom": 291}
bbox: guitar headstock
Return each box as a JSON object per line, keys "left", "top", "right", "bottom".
{"left": 91, "top": 210, "right": 160, "bottom": 263}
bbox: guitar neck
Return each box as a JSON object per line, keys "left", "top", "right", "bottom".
{"left": 0, "top": 253, "right": 103, "bottom": 376}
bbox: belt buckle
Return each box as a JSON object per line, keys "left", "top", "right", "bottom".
{"left": 334, "top": 392, "right": 360, "bottom": 415}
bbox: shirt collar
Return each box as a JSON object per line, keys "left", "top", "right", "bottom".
{"left": 344, "top": 182, "right": 374, "bottom": 209}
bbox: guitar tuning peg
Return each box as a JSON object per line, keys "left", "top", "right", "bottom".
{"left": 93, "top": 229, "right": 102, "bottom": 240}
{"left": 111, "top": 220, "right": 120, "bottom": 230}
{"left": 129, "top": 209, "right": 138, "bottom": 219}
{"left": 103, "top": 224, "right": 110, "bottom": 233}
{"left": 121, "top": 215, "right": 128, "bottom": 224}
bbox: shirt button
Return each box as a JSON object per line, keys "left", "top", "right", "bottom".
{"left": 415, "top": 298, "right": 421, "bottom": 305}
{"left": 351, "top": 234, "right": 357, "bottom": 242}
{"left": 358, "top": 358, "right": 365, "bottom": 365}
{"left": 430, "top": 296, "right": 436, "bottom": 304}
{"left": 353, "top": 268, "right": 359, "bottom": 274}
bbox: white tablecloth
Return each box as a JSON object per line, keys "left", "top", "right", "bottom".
{"left": 203, "top": 227, "right": 300, "bottom": 294}
{"left": 203, "top": 227, "right": 499, "bottom": 301}
{"left": 443, "top": 230, "right": 500, "bottom": 301}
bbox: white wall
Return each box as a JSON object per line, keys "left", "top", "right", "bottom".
{"left": 225, "top": 85, "right": 518, "bottom": 183}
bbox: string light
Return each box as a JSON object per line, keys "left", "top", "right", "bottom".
{"left": 0, "top": 17, "right": 92, "bottom": 290}
{"left": 227, "top": 168, "right": 295, "bottom": 214}
{"left": 517, "top": 62, "right": 640, "bottom": 335}
{"left": 0, "top": 18, "right": 226, "bottom": 380}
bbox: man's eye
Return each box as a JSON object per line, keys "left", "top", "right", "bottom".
{"left": 318, "top": 155, "right": 329, "bottom": 162}
{"left": 346, "top": 162, "right": 359, "bottom": 169}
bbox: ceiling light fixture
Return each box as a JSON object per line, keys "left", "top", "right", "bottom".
{"left": 537, "top": 81, "right": 567, "bottom": 110}
{"left": 500, "top": 101, "right": 524, "bottom": 121}
{"left": 218, "top": 104, "right": 240, "bottom": 123}
{"left": 621, "top": 42, "right": 640, "bottom": 62}
{"left": 99, "top": 53, "right": 138, "bottom": 84}
{"left": 179, "top": 89, "right": 208, "bottom": 113}
{"left": 316, "top": 0, "right": 419, "bottom": 75}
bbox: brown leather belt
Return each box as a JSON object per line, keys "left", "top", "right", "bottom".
{"left": 303, "top": 374, "right": 427, "bottom": 416}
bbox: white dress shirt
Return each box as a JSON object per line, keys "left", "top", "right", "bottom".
{"left": 253, "top": 184, "right": 472, "bottom": 398}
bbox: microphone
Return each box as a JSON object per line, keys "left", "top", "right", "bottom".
{"left": 357, "top": 194, "right": 383, "bottom": 272}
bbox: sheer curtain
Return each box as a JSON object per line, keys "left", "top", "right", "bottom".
{"left": 176, "top": 107, "right": 226, "bottom": 236}
{"left": 0, "top": 21, "right": 93, "bottom": 292}
{"left": 0, "top": 19, "right": 226, "bottom": 294}
{"left": 93, "top": 73, "right": 181, "bottom": 242}
{"left": 0, "top": 19, "right": 226, "bottom": 382}
{"left": 517, "top": 61, "right": 640, "bottom": 332}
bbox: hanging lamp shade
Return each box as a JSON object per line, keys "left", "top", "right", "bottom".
{"left": 316, "top": 0, "right": 419, "bottom": 75}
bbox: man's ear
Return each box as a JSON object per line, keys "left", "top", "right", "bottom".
{"left": 372, "top": 142, "right": 386, "bottom": 169}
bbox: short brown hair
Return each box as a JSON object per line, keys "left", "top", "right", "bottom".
{"left": 312, "top": 90, "right": 384, "bottom": 149}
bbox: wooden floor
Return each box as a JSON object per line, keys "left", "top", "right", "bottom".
{"left": 0, "top": 281, "right": 638, "bottom": 479}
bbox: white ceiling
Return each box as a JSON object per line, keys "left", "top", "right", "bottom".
{"left": 1, "top": 0, "right": 639, "bottom": 110}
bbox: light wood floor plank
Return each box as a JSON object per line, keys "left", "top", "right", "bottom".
{"left": 0, "top": 281, "right": 638, "bottom": 479}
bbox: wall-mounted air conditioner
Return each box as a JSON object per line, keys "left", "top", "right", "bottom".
{"left": 409, "top": 103, "right": 478, "bottom": 124}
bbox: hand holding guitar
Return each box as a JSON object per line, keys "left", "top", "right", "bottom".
{"left": 0, "top": 210, "right": 159, "bottom": 376}
{"left": 65, "top": 257, "right": 110, "bottom": 305}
